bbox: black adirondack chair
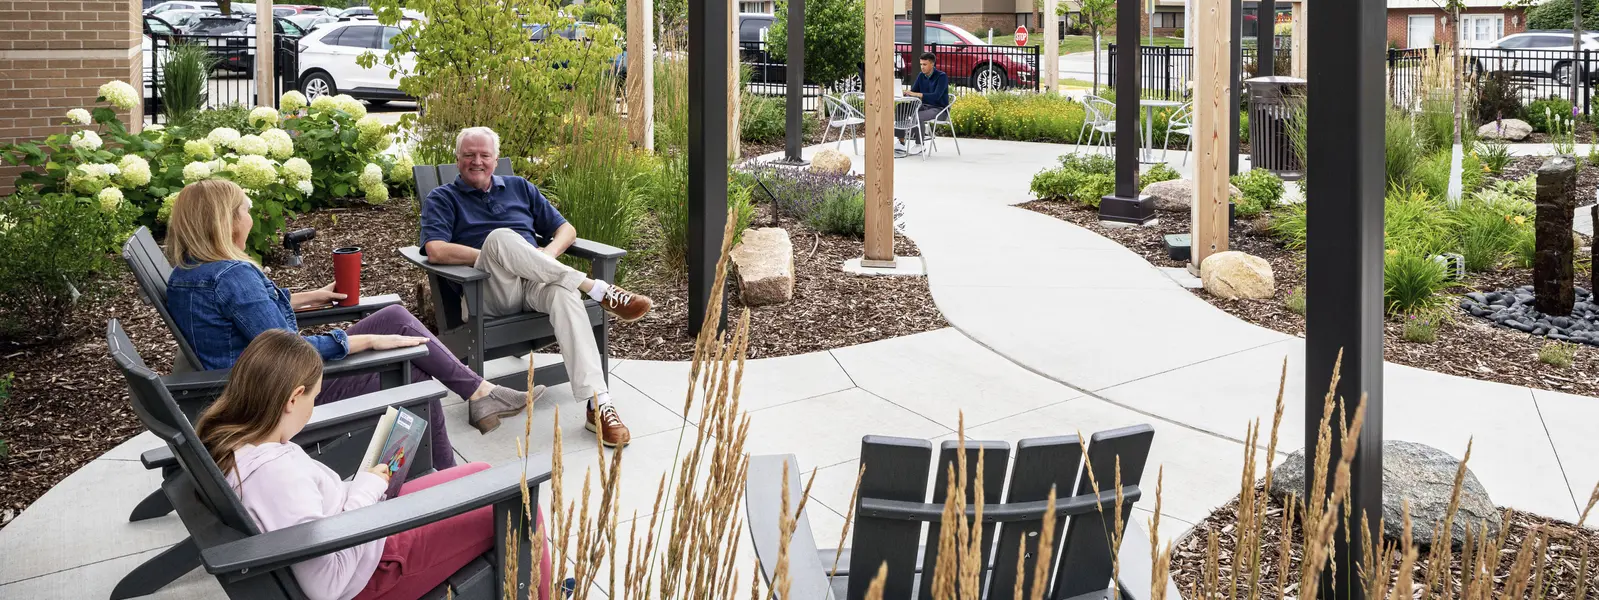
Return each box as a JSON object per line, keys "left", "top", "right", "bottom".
{"left": 747, "top": 427, "right": 1176, "bottom": 600}
{"left": 399, "top": 159, "right": 626, "bottom": 392}
{"left": 108, "top": 319, "right": 547, "bottom": 600}
{"left": 119, "top": 227, "right": 429, "bottom": 517}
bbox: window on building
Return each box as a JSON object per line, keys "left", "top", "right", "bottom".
{"left": 739, "top": 1, "right": 769, "bottom": 14}
{"left": 1459, "top": 14, "right": 1504, "bottom": 49}
{"left": 1017, "top": 13, "right": 1031, "bottom": 29}
{"left": 1152, "top": 11, "right": 1181, "bottom": 29}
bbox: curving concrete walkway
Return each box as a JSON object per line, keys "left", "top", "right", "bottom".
{"left": 1, "top": 138, "right": 1594, "bottom": 599}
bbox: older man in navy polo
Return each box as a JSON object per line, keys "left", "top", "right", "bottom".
{"left": 420, "top": 127, "right": 651, "bottom": 447}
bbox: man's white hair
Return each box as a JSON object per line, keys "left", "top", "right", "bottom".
{"left": 455, "top": 127, "right": 501, "bottom": 155}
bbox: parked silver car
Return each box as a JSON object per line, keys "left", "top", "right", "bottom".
{"left": 1468, "top": 30, "right": 1599, "bottom": 86}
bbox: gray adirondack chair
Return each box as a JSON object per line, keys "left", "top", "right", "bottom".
{"left": 115, "top": 228, "right": 430, "bottom": 599}
{"left": 108, "top": 319, "right": 548, "bottom": 600}
{"left": 399, "top": 159, "right": 625, "bottom": 393}
{"left": 747, "top": 426, "right": 1177, "bottom": 600}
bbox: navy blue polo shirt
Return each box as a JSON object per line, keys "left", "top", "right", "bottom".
{"left": 420, "top": 175, "right": 568, "bottom": 252}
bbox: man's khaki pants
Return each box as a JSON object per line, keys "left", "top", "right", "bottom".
{"left": 474, "top": 228, "right": 607, "bottom": 402}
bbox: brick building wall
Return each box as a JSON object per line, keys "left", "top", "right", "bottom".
{"left": 0, "top": 0, "right": 143, "bottom": 194}
{"left": 941, "top": 12, "right": 1022, "bottom": 37}
{"left": 1385, "top": 7, "right": 1526, "bottom": 49}
{"left": 1103, "top": 10, "right": 1183, "bottom": 38}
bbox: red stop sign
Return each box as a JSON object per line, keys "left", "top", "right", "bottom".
{"left": 1014, "top": 26, "right": 1029, "bottom": 45}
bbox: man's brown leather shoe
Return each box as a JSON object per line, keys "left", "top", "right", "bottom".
{"left": 600, "top": 285, "right": 652, "bottom": 322}
{"left": 586, "top": 403, "right": 631, "bottom": 447}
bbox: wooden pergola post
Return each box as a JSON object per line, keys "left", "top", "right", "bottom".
{"left": 1290, "top": 0, "right": 1307, "bottom": 78}
{"left": 1043, "top": 0, "right": 1059, "bottom": 92}
{"left": 255, "top": 0, "right": 273, "bottom": 108}
{"left": 729, "top": 0, "right": 741, "bottom": 160}
{"left": 862, "top": 0, "right": 896, "bottom": 266}
{"left": 628, "top": 0, "right": 656, "bottom": 151}
{"left": 1193, "top": 0, "right": 1231, "bottom": 265}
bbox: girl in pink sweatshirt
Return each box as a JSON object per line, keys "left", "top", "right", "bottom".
{"left": 196, "top": 329, "right": 552, "bottom": 600}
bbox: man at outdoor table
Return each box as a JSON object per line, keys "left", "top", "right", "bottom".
{"left": 420, "top": 127, "right": 653, "bottom": 448}
{"left": 897, "top": 52, "right": 949, "bottom": 152}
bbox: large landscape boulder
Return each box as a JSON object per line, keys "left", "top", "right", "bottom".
{"left": 1200, "top": 251, "right": 1275, "bottom": 300}
{"left": 809, "top": 149, "right": 853, "bottom": 176}
{"left": 1142, "top": 178, "right": 1242, "bottom": 212}
{"left": 730, "top": 228, "right": 795, "bottom": 306}
{"left": 1476, "top": 118, "right": 1532, "bottom": 142}
{"left": 1270, "top": 440, "right": 1500, "bottom": 547}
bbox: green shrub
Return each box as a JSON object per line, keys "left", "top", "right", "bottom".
{"left": 1031, "top": 152, "right": 1116, "bottom": 206}
{"left": 1383, "top": 246, "right": 1451, "bottom": 315}
{"left": 0, "top": 191, "right": 139, "bottom": 345}
{"left": 1538, "top": 341, "right": 1578, "bottom": 367}
{"left": 1239, "top": 110, "right": 1250, "bottom": 145}
{"left": 740, "top": 94, "right": 800, "bottom": 144}
{"left": 1269, "top": 201, "right": 1308, "bottom": 250}
{"left": 958, "top": 93, "right": 1087, "bottom": 143}
{"left": 649, "top": 153, "right": 753, "bottom": 270}
{"left": 1473, "top": 73, "right": 1525, "bottom": 124}
{"left": 1385, "top": 106, "right": 1423, "bottom": 189}
{"left": 1285, "top": 286, "right": 1306, "bottom": 315}
{"left": 1526, "top": 96, "right": 1574, "bottom": 133}
{"left": 950, "top": 94, "right": 995, "bottom": 137}
{"left": 160, "top": 42, "right": 216, "bottom": 122}
{"left": 768, "top": 0, "right": 864, "bottom": 86}
{"left": 806, "top": 183, "right": 866, "bottom": 236}
{"left": 1475, "top": 139, "right": 1513, "bottom": 175}
{"left": 1528, "top": 0, "right": 1599, "bottom": 30}
{"left": 171, "top": 103, "right": 250, "bottom": 135}
{"left": 1230, "top": 169, "right": 1285, "bottom": 218}
{"left": 1143, "top": 163, "right": 1180, "bottom": 187}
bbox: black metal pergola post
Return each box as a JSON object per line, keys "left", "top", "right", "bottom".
{"left": 1306, "top": 0, "right": 1384, "bottom": 599}
{"left": 1257, "top": 0, "right": 1275, "bottom": 77}
{"left": 1096, "top": 0, "right": 1154, "bottom": 224}
{"left": 911, "top": 0, "right": 925, "bottom": 83}
{"left": 778, "top": 0, "right": 808, "bottom": 165}
{"left": 688, "top": 0, "right": 729, "bottom": 336}
{"left": 1229, "top": 0, "right": 1242, "bottom": 174}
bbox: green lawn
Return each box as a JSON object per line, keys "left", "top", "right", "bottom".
{"left": 987, "top": 34, "right": 1185, "bottom": 54}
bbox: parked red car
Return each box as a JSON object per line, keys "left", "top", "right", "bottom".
{"left": 893, "top": 20, "right": 1036, "bottom": 92}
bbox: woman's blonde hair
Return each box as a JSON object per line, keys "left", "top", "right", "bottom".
{"left": 196, "top": 329, "right": 324, "bottom": 477}
{"left": 166, "top": 179, "right": 256, "bottom": 268}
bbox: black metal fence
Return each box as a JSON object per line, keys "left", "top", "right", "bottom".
{"left": 144, "top": 33, "right": 300, "bottom": 123}
{"left": 1106, "top": 44, "right": 1288, "bottom": 100}
{"left": 738, "top": 40, "right": 1040, "bottom": 111}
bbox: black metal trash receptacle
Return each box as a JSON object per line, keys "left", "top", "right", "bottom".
{"left": 1245, "top": 75, "right": 1306, "bottom": 181}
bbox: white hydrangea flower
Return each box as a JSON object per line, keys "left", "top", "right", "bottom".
{"left": 184, "top": 139, "right": 215, "bottom": 160}
{"left": 333, "top": 94, "right": 366, "bottom": 119}
{"left": 296, "top": 180, "right": 313, "bottom": 196}
{"left": 358, "top": 163, "right": 384, "bottom": 189}
{"left": 363, "top": 182, "right": 389, "bottom": 204}
{"left": 65, "top": 108, "right": 91, "bottom": 125}
{"left": 98, "top": 81, "right": 139, "bottom": 110}
{"left": 70, "top": 130, "right": 102, "bottom": 151}
{"left": 232, "top": 155, "right": 278, "bottom": 189}
{"left": 261, "top": 128, "right": 294, "bottom": 159}
{"left": 388, "top": 153, "right": 414, "bottom": 183}
{"left": 281, "top": 90, "right": 309, "bottom": 113}
{"left": 117, "top": 154, "right": 151, "bottom": 187}
{"left": 281, "top": 157, "right": 313, "bottom": 183}
{"left": 97, "top": 187, "right": 124, "bottom": 211}
{"left": 206, "top": 127, "right": 241, "bottom": 147}
{"left": 182, "top": 160, "right": 213, "bottom": 183}
{"left": 310, "top": 94, "right": 338, "bottom": 112}
{"left": 249, "top": 106, "right": 279, "bottom": 128}
{"left": 232, "top": 134, "right": 269, "bottom": 156}
{"left": 157, "top": 192, "right": 179, "bottom": 223}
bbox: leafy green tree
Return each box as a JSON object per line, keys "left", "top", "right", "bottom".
{"left": 1526, "top": 0, "right": 1599, "bottom": 30}
{"left": 767, "top": 0, "right": 865, "bottom": 88}
{"left": 360, "top": 0, "right": 625, "bottom": 161}
{"left": 1078, "top": 0, "right": 1115, "bottom": 94}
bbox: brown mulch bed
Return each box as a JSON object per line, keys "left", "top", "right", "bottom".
{"left": 1502, "top": 154, "right": 1599, "bottom": 205}
{"left": 1170, "top": 484, "right": 1599, "bottom": 599}
{"left": 607, "top": 202, "right": 947, "bottom": 361}
{"left": 1019, "top": 198, "right": 1599, "bottom": 397}
{"left": 738, "top": 116, "right": 831, "bottom": 161}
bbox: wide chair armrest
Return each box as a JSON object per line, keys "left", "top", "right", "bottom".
{"left": 140, "top": 380, "right": 446, "bottom": 470}
{"left": 1115, "top": 519, "right": 1181, "bottom": 600}
{"left": 398, "top": 246, "right": 488, "bottom": 283}
{"left": 565, "top": 238, "right": 626, "bottom": 282}
{"left": 202, "top": 458, "right": 552, "bottom": 581}
{"left": 323, "top": 345, "right": 429, "bottom": 378}
{"left": 295, "top": 293, "right": 404, "bottom": 328}
{"left": 746, "top": 454, "right": 834, "bottom": 597}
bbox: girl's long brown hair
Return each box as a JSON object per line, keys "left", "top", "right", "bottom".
{"left": 196, "top": 330, "right": 324, "bottom": 477}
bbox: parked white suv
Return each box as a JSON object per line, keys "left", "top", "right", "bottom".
{"left": 1469, "top": 30, "right": 1599, "bottom": 86}
{"left": 296, "top": 21, "right": 416, "bottom": 104}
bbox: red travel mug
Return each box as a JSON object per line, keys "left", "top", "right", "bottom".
{"left": 332, "top": 247, "right": 362, "bottom": 307}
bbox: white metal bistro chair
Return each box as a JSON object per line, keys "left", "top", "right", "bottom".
{"left": 1079, "top": 95, "right": 1117, "bottom": 155}
{"left": 820, "top": 94, "right": 867, "bottom": 154}
{"left": 1163, "top": 101, "right": 1195, "bottom": 164}
{"left": 893, "top": 96, "right": 925, "bottom": 157}
{"left": 922, "top": 104, "right": 959, "bottom": 158}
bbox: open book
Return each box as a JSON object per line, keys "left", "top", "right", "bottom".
{"left": 358, "top": 406, "right": 428, "bottom": 499}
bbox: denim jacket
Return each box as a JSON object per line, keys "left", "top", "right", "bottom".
{"left": 167, "top": 259, "right": 350, "bottom": 371}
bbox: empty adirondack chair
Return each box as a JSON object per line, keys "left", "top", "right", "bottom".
{"left": 107, "top": 319, "right": 547, "bottom": 600}
{"left": 399, "top": 158, "right": 624, "bottom": 393}
{"left": 747, "top": 426, "right": 1179, "bottom": 600}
